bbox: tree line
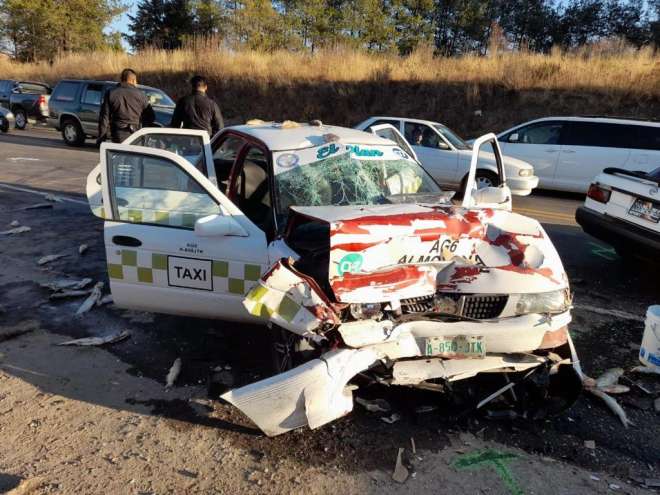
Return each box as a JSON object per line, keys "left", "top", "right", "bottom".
{"left": 1, "top": 0, "right": 659, "bottom": 61}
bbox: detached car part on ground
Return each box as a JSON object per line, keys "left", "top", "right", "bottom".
{"left": 576, "top": 167, "right": 660, "bottom": 260}
{"left": 86, "top": 122, "right": 581, "bottom": 436}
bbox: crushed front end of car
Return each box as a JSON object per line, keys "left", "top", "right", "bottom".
{"left": 222, "top": 203, "right": 582, "bottom": 436}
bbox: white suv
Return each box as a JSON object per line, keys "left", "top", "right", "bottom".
{"left": 356, "top": 117, "right": 538, "bottom": 196}
{"left": 497, "top": 116, "right": 660, "bottom": 193}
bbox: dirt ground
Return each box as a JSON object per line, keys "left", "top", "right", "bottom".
{"left": 0, "top": 186, "right": 659, "bottom": 494}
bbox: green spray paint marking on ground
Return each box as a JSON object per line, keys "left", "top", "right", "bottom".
{"left": 589, "top": 242, "right": 618, "bottom": 261}
{"left": 453, "top": 449, "right": 524, "bottom": 495}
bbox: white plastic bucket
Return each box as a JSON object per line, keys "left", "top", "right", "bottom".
{"left": 639, "top": 305, "right": 660, "bottom": 369}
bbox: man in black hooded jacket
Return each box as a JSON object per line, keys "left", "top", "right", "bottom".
{"left": 171, "top": 75, "right": 224, "bottom": 137}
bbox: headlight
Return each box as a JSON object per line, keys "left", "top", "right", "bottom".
{"left": 518, "top": 169, "right": 533, "bottom": 177}
{"left": 515, "top": 289, "right": 570, "bottom": 315}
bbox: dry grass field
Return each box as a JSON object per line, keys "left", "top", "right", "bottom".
{"left": 2, "top": 45, "right": 659, "bottom": 135}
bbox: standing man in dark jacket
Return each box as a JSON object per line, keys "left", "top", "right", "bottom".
{"left": 97, "top": 68, "right": 155, "bottom": 144}
{"left": 171, "top": 75, "right": 223, "bottom": 137}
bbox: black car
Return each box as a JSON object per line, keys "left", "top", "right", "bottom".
{"left": 0, "top": 80, "right": 51, "bottom": 129}
{"left": 47, "top": 79, "right": 175, "bottom": 146}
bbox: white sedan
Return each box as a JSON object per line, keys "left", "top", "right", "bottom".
{"left": 356, "top": 116, "right": 539, "bottom": 196}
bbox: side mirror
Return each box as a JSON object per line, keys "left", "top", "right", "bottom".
{"left": 195, "top": 214, "right": 246, "bottom": 237}
{"left": 438, "top": 141, "right": 450, "bottom": 150}
{"left": 473, "top": 186, "right": 512, "bottom": 210}
{"left": 508, "top": 133, "right": 519, "bottom": 143}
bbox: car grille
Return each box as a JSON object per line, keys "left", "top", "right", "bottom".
{"left": 400, "top": 294, "right": 508, "bottom": 320}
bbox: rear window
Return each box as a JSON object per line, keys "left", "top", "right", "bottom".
{"left": 52, "top": 82, "right": 79, "bottom": 102}
{"left": 17, "top": 82, "right": 50, "bottom": 94}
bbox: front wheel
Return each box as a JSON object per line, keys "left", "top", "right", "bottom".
{"left": 13, "top": 108, "right": 27, "bottom": 130}
{"left": 61, "top": 120, "right": 85, "bottom": 146}
{"left": 461, "top": 169, "right": 500, "bottom": 196}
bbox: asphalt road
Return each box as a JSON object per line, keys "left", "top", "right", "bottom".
{"left": 0, "top": 126, "right": 581, "bottom": 225}
{"left": 1, "top": 125, "right": 658, "bottom": 489}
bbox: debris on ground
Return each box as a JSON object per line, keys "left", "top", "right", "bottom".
{"left": 57, "top": 329, "right": 130, "bottom": 346}
{"left": 43, "top": 193, "right": 63, "bottom": 202}
{"left": 355, "top": 397, "right": 391, "bottom": 413}
{"left": 392, "top": 448, "right": 409, "bottom": 483}
{"left": 49, "top": 289, "right": 91, "bottom": 300}
{"left": 22, "top": 203, "right": 53, "bottom": 210}
{"left": 9, "top": 220, "right": 19, "bottom": 227}
{"left": 40, "top": 278, "right": 93, "bottom": 292}
{"left": 582, "top": 367, "right": 634, "bottom": 427}
{"left": 166, "top": 358, "right": 182, "bottom": 388}
{"left": 1, "top": 225, "right": 31, "bottom": 235}
{"left": 37, "top": 253, "right": 68, "bottom": 265}
{"left": 587, "top": 388, "right": 633, "bottom": 428}
{"left": 78, "top": 243, "right": 88, "bottom": 254}
{"left": 381, "top": 412, "right": 402, "bottom": 424}
{"left": 584, "top": 440, "right": 596, "bottom": 449}
{"left": 75, "top": 282, "right": 104, "bottom": 315}
{"left": 595, "top": 368, "right": 624, "bottom": 388}
{"left": 654, "top": 398, "right": 660, "bottom": 413}
{"left": 99, "top": 295, "right": 113, "bottom": 305}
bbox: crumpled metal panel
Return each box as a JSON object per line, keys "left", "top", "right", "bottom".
{"left": 243, "top": 258, "right": 339, "bottom": 339}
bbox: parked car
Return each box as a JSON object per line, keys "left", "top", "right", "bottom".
{"left": 47, "top": 79, "right": 175, "bottom": 146}
{"left": 85, "top": 121, "right": 580, "bottom": 436}
{"left": 576, "top": 167, "right": 660, "bottom": 259}
{"left": 496, "top": 116, "right": 660, "bottom": 193}
{"left": 0, "top": 79, "right": 51, "bottom": 129}
{"left": 355, "top": 116, "right": 539, "bottom": 196}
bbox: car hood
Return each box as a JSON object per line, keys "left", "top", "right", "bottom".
{"left": 457, "top": 149, "right": 532, "bottom": 172}
{"left": 288, "top": 204, "right": 567, "bottom": 304}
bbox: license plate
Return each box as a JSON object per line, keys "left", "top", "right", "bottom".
{"left": 628, "top": 197, "right": 660, "bottom": 223}
{"left": 423, "top": 335, "right": 485, "bottom": 358}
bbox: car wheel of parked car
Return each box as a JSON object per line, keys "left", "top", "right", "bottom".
{"left": 13, "top": 109, "right": 27, "bottom": 130}
{"left": 61, "top": 119, "right": 85, "bottom": 146}
{"left": 461, "top": 169, "right": 500, "bottom": 195}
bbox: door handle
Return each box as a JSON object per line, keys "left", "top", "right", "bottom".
{"left": 112, "top": 235, "right": 142, "bottom": 247}
{"left": 563, "top": 149, "right": 576, "bottom": 154}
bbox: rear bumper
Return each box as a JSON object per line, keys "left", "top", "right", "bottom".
{"left": 575, "top": 206, "right": 660, "bottom": 256}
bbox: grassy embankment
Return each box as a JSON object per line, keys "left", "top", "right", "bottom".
{"left": 1, "top": 46, "right": 658, "bottom": 136}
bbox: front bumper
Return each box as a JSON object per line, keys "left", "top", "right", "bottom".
{"left": 222, "top": 311, "right": 577, "bottom": 436}
{"left": 508, "top": 175, "right": 539, "bottom": 196}
{"left": 576, "top": 206, "right": 660, "bottom": 257}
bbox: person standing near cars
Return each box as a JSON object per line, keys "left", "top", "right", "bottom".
{"left": 97, "top": 68, "right": 155, "bottom": 144}
{"left": 171, "top": 75, "right": 224, "bottom": 137}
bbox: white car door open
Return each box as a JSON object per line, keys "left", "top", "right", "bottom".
{"left": 99, "top": 143, "right": 268, "bottom": 322}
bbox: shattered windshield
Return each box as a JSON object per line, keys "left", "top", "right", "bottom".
{"left": 274, "top": 146, "right": 444, "bottom": 215}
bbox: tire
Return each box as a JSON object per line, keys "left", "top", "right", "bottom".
{"left": 269, "top": 326, "right": 303, "bottom": 374}
{"left": 461, "top": 169, "right": 499, "bottom": 195}
{"left": 13, "top": 108, "right": 27, "bottom": 130}
{"left": 61, "top": 119, "right": 85, "bottom": 146}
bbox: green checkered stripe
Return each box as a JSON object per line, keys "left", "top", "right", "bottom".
{"left": 244, "top": 283, "right": 303, "bottom": 321}
{"left": 117, "top": 207, "right": 207, "bottom": 228}
{"left": 107, "top": 249, "right": 262, "bottom": 295}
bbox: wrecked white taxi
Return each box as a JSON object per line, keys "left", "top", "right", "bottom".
{"left": 87, "top": 121, "right": 581, "bottom": 436}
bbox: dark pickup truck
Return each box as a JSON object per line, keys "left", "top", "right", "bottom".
{"left": 0, "top": 80, "right": 51, "bottom": 129}
{"left": 47, "top": 79, "right": 175, "bottom": 146}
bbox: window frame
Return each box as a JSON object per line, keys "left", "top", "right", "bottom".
{"left": 106, "top": 149, "right": 221, "bottom": 231}
{"left": 503, "top": 120, "right": 566, "bottom": 145}
{"left": 53, "top": 82, "right": 80, "bottom": 102}
{"left": 81, "top": 83, "right": 105, "bottom": 106}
